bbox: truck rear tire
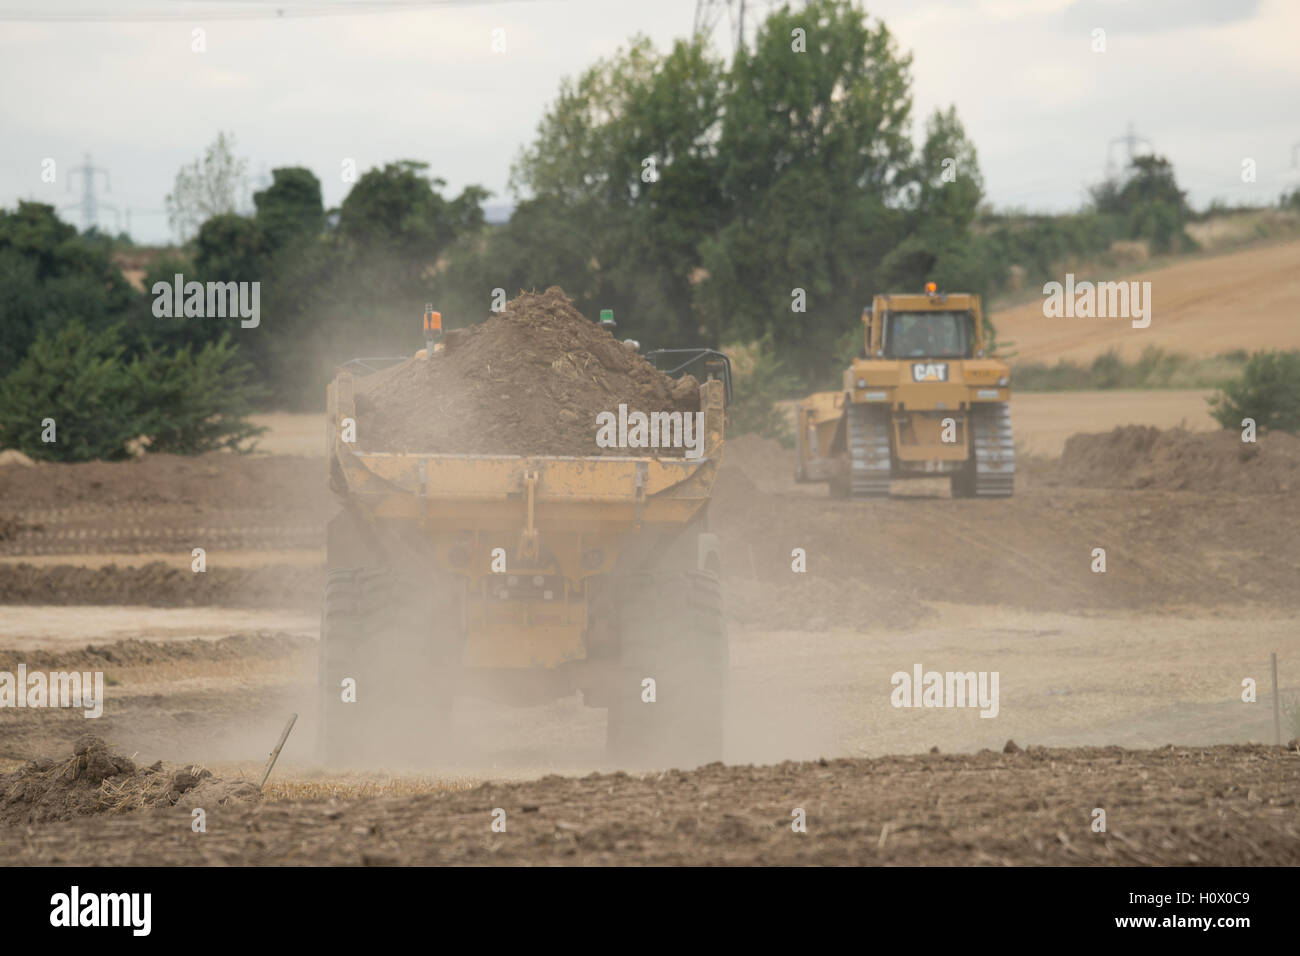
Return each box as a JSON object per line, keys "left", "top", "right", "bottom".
{"left": 606, "top": 570, "right": 727, "bottom": 768}
{"left": 316, "top": 567, "right": 454, "bottom": 766}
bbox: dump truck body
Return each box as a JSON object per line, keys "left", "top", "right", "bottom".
{"left": 318, "top": 361, "right": 728, "bottom": 766}
{"left": 796, "top": 289, "right": 1015, "bottom": 497}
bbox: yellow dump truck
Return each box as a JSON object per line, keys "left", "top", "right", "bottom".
{"left": 795, "top": 285, "right": 1014, "bottom": 498}
{"left": 317, "top": 353, "right": 729, "bottom": 768}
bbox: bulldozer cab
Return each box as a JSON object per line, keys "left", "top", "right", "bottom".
{"left": 881, "top": 310, "right": 973, "bottom": 359}
{"left": 864, "top": 287, "right": 988, "bottom": 360}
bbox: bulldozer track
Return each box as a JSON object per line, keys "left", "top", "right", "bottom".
{"left": 971, "top": 403, "right": 1015, "bottom": 497}
{"left": 847, "top": 403, "right": 892, "bottom": 498}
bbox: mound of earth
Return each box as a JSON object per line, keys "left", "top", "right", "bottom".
{"left": 1056, "top": 426, "right": 1300, "bottom": 493}
{"left": 0, "top": 562, "right": 320, "bottom": 610}
{"left": 0, "top": 450, "right": 36, "bottom": 467}
{"left": 354, "top": 287, "right": 699, "bottom": 456}
{"left": 0, "top": 735, "right": 259, "bottom": 826}
{"left": 0, "top": 452, "right": 330, "bottom": 511}
{"left": 0, "top": 633, "right": 313, "bottom": 672}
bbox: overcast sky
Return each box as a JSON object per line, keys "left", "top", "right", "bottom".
{"left": 2, "top": 0, "right": 1298, "bottom": 244}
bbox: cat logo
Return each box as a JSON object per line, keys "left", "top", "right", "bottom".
{"left": 911, "top": 362, "right": 948, "bottom": 382}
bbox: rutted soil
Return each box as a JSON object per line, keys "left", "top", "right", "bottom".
{"left": 2, "top": 430, "right": 1299, "bottom": 628}
{"left": 0, "top": 452, "right": 333, "bottom": 511}
{"left": 714, "top": 435, "right": 1300, "bottom": 627}
{"left": 0, "top": 562, "right": 320, "bottom": 609}
{"left": 1, "top": 745, "right": 1295, "bottom": 865}
{"left": 354, "top": 287, "right": 698, "bottom": 456}
{"left": 0, "top": 452, "right": 328, "bottom": 558}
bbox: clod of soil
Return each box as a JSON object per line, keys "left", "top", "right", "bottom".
{"left": 0, "top": 514, "right": 32, "bottom": 541}
{"left": 0, "top": 735, "right": 260, "bottom": 826}
{"left": 1056, "top": 425, "right": 1300, "bottom": 493}
{"left": 354, "top": 287, "right": 699, "bottom": 456}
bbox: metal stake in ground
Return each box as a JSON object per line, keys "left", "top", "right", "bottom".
{"left": 1271, "top": 653, "right": 1281, "bottom": 747}
{"left": 260, "top": 713, "right": 298, "bottom": 790}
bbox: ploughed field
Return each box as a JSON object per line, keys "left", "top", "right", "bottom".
{"left": 1, "top": 412, "right": 1297, "bottom": 865}
{"left": 2, "top": 742, "right": 1294, "bottom": 866}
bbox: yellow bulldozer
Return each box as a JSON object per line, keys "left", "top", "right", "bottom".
{"left": 317, "top": 337, "right": 731, "bottom": 769}
{"left": 795, "top": 284, "right": 1014, "bottom": 498}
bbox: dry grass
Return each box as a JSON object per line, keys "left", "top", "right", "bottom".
{"left": 134, "top": 655, "right": 311, "bottom": 685}
{"left": 1, "top": 749, "right": 207, "bottom": 815}
{"left": 262, "top": 773, "right": 479, "bottom": 802}
{"left": 1282, "top": 693, "right": 1300, "bottom": 741}
{"left": 96, "top": 764, "right": 207, "bottom": 814}
{"left": 1186, "top": 208, "right": 1300, "bottom": 251}
{"left": 80, "top": 653, "right": 314, "bottom": 699}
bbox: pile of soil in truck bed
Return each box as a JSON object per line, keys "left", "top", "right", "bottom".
{"left": 353, "top": 287, "right": 700, "bottom": 456}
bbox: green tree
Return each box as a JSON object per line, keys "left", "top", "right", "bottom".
{"left": 0, "top": 202, "right": 138, "bottom": 373}
{"left": 254, "top": 167, "right": 324, "bottom": 249}
{"left": 165, "top": 131, "right": 249, "bottom": 242}
{"left": 194, "top": 213, "right": 269, "bottom": 283}
{"left": 698, "top": 0, "right": 916, "bottom": 382}
{"left": 1116, "top": 155, "right": 1188, "bottom": 213}
{"left": 126, "top": 212, "right": 271, "bottom": 360}
{"left": 1089, "top": 154, "right": 1192, "bottom": 253}
{"left": 0, "top": 322, "right": 264, "bottom": 461}
{"left": 1209, "top": 350, "right": 1300, "bottom": 433}
{"left": 337, "top": 161, "right": 487, "bottom": 276}
{"left": 438, "top": 196, "right": 600, "bottom": 322}
{"left": 877, "top": 107, "right": 993, "bottom": 315}
{"left": 506, "top": 36, "right": 726, "bottom": 348}
{"left": 128, "top": 336, "right": 267, "bottom": 454}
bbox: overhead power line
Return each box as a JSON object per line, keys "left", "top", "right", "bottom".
{"left": 0, "top": 0, "right": 559, "bottom": 22}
